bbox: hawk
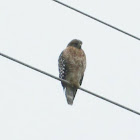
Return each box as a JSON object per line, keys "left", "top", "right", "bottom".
{"left": 58, "top": 39, "right": 86, "bottom": 105}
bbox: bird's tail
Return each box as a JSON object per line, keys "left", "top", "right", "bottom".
{"left": 65, "top": 86, "right": 77, "bottom": 105}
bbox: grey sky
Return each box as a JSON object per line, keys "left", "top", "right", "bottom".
{"left": 0, "top": 0, "right": 140, "bottom": 140}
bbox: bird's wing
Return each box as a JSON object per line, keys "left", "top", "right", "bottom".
{"left": 58, "top": 51, "right": 68, "bottom": 89}
{"left": 80, "top": 74, "right": 84, "bottom": 86}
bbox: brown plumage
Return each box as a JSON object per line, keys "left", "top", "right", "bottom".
{"left": 58, "top": 39, "right": 86, "bottom": 105}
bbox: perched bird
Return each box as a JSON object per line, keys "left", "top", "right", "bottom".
{"left": 58, "top": 39, "right": 86, "bottom": 105}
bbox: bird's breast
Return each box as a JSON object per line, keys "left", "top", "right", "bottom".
{"left": 63, "top": 46, "right": 86, "bottom": 86}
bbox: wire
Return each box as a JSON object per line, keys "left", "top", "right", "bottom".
{"left": 79, "top": 87, "right": 140, "bottom": 115}
{"left": 0, "top": 52, "right": 70, "bottom": 85}
{"left": 52, "top": 0, "right": 140, "bottom": 41}
{"left": 0, "top": 52, "right": 140, "bottom": 116}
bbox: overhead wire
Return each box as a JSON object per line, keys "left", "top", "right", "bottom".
{"left": 52, "top": 0, "right": 140, "bottom": 41}
{"left": 0, "top": 52, "right": 140, "bottom": 116}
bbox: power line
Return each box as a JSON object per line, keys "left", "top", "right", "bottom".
{"left": 0, "top": 52, "right": 140, "bottom": 116}
{"left": 52, "top": 0, "right": 140, "bottom": 41}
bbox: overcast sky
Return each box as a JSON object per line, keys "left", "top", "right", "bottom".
{"left": 0, "top": 0, "right": 140, "bottom": 140}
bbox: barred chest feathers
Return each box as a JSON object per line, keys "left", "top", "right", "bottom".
{"left": 62, "top": 46, "right": 86, "bottom": 87}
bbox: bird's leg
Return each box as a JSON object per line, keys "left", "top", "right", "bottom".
{"left": 70, "top": 83, "right": 80, "bottom": 89}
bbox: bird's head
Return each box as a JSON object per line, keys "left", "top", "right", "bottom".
{"left": 67, "top": 39, "right": 82, "bottom": 49}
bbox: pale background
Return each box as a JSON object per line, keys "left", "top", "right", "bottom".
{"left": 0, "top": 0, "right": 140, "bottom": 140}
